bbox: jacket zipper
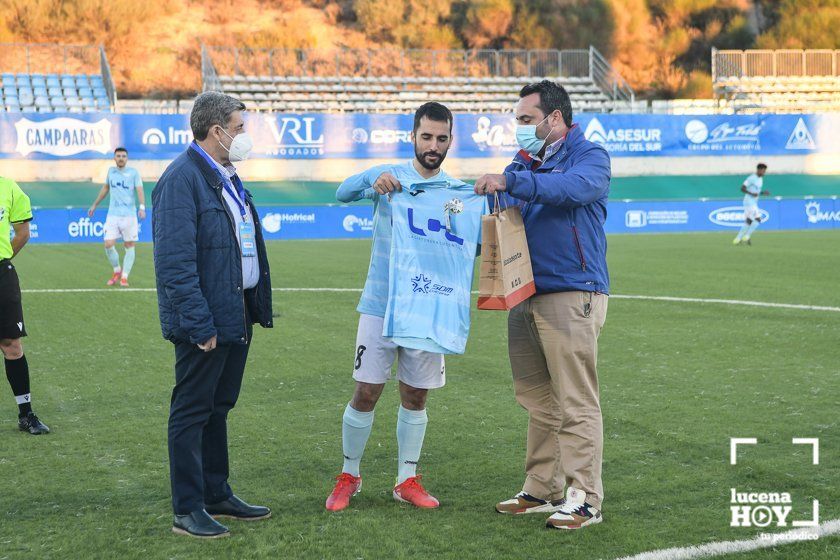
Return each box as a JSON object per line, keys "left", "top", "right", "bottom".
{"left": 571, "top": 224, "right": 587, "bottom": 272}
{"left": 215, "top": 184, "right": 249, "bottom": 344}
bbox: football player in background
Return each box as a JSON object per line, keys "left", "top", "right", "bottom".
{"left": 88, "top": 147, "right": 146, "bottom": 285}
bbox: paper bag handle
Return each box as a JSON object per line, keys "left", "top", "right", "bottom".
{"left": 492, "top": 192, "right": 508, "bottom": 215}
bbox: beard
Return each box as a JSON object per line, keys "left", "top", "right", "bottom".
{"left": 415, "top": 147, "right": 447, "bottom": 170}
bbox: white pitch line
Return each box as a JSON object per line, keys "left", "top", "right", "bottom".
{"left": 613, "top": 518, "right": 840, "bottom": 560}
{"left": 609, "top": 294, "right": 840, "bottom": 313}
{"left": 19, "top": 287, "right": 840, "bottom": 313}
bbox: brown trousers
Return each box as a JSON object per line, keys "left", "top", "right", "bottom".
{"left": 508, "top": 291, "right": 608, "bottom": 509}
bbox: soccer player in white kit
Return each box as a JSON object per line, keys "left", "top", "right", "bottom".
{"left": 88, "top": 147, "right": 146, "bottom": 286}
{"left": 733, "top": 163, "right": 770, "bottom": 245}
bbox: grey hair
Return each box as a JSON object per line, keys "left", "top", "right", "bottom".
{"left": 190, "top": 91, "right": 246, "bottom": 141}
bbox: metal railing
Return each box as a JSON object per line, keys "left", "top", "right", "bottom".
{"left": 201, "top": 45, "right": 634, "bottom": 106}
{"left": 589, "top": 46, "right": 634, "bottom": 105}
{"left": 713, "top": 48, "right": 840, "bottom": 79}
{"left": 99, "top": 45, "right": 117, "bottom": 108}
{"left": 201, "top": 44, "right": 223, "bottom": 92}
{"left": 0, "top": 42, "right": 101, "bottom": 74}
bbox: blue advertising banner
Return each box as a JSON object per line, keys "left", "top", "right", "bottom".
{"left": 1, "top": 112, "right": 838, "bottom": 160}
{"left": 23, "top": 197, "right": 839, "bottom": 244}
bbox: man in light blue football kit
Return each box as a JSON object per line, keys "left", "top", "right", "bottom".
{"left": 88, "top": 147, "right": 146, "bottom": 286}
{"left": 733, "top": 163, "right": 770, "bottom": 245}
{"left": 326, "top": 102, "right": 471, "bottom": 511}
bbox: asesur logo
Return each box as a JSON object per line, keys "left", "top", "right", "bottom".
{"left": 261, "top": 213, "right": 282, "bottom": 233}
{"left": 805, "top": 201, "right": 840, "bottom": 224}
{"left": 343, "top": 214, "right": 374, "bottom": 233}
{"left": 785, "top": 118, "right": 816, "bottom": 150}
{"left": 14, "top": 117, "right": 111, "bottom": 156}
{"left": 709, "top": 206, "right": 769, "bottom": 227}
{"left": 584, "top": 117, "right": 662, "bottom": 152}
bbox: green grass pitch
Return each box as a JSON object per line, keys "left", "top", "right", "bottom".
{"left": 2, "top": 230, "right": 838, "bottom": 559}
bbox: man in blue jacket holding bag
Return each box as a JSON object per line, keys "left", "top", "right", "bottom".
{"left": 153, "top": 91, "right": 273, "bottom": 538}
{"left": 474, "top": 80, "right": 610, "bottom": 530}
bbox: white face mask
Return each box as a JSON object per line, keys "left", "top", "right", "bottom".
{"left": 219, "top": 127, "right": 253, "bottom": 162}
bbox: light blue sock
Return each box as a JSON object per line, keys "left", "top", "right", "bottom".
{"left": 745, "top": 221, "right": 760, "bottom": 238}
{"left": 734, "top": 224, "right": 749, "bottom": 241}
{"left": 342, "top": 404, "right": 374, "bottom": 477}
{"left": 105, "top": 246, "right": 120, "bottom": 271}
{"left": 122, "top": 247, "right": 136, "bottom": 278}
{"left": 396, "top": 405, "right": 428, "bottom": 484}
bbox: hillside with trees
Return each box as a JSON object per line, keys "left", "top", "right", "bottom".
{"left": 0, "top": 0, "right": 837, "bottom": 99}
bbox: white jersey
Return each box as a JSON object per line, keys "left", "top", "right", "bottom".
{"left": 743, "top": 173, "right": 763, "bottom": 207}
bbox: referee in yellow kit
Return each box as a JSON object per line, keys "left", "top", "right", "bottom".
{"left": 0, "top": 176, "right": 49, "bottom": 434}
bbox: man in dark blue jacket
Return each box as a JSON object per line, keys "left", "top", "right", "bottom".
{"left": 153, "top": 92, "right": 273, "bottom": 539}
{"left": 475, "top": 81, "right": 610, "bottom": 530}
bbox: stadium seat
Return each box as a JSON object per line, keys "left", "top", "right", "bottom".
{"left": 48, "top": 86, "right": 62, "bottom": 97}
{"left": 5, "top": 103, "right": 21, "bottom": 112}
{"left": 78, "top": 87, "right": 93, "bottom": 98}
{"left": 80, "top": 97, "right": 96, "bottom": 109}
{"left": 93, "top": 87, "right": 107, "bottom": 97}
{"left": 33, "top": 86, "right": 48, "bottom": 97}
{"left": 34, "top": 95, "right": 51, "bottom": 108}
{"left": 18, "top": 88, "right": 34, "bottom": 105}
{"left": 3, "top": 86, "right": 16, "bottom": 97}
{"left": 63, "top": 87, "right": 76, "bottom": 97}
{"left": 61, "top": 77, "right": 75, "bottom": 88}
{"left": 95, "top": 97, "right": 110, "bottom": 110}
{"left": 46, "top": 77, "right": 60, "bottom": 88}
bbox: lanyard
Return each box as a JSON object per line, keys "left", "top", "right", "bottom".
{"left": 190, "top": 142, "right": 248, "bottom": 219}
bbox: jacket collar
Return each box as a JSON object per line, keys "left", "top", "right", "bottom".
{"left": 187, "top": 145, "right": 224, "bottom": 190}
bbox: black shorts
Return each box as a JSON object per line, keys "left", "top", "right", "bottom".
{"left": 0, "top": 259, "right": 27, "bottom": 339}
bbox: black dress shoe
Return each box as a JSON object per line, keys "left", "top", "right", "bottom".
{"left": 206, "top": 495, "right": 271, "bottom": 521}
{"left": 172, "top": 509, "right": 230, "bottom": 538}
{"left": 18, "top": 412, "right": 50, "bottom": 435}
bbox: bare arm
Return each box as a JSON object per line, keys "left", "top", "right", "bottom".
{"left": 136, "top": 185, "right": 146, "bottom": 220}
{"left": 89, "top": 184, "right": 110, "bottom": 216}
{"left": 11, "top": 221, "right": 30, "bottom": 257}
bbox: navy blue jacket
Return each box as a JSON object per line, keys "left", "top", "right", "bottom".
{"left": 501, "top": 124, "right": 611, "bottom": 294}
{"left": 152, "top": 147, "right": 273, "bottom": 345}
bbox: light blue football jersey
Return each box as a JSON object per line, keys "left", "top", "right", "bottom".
{"left": 383, "top": 186, "right": 486, "bottom": 355}
{"left": 336, "top": 161, "right": 469, "bottom": 318}
{"left": 106, "top": 166, "right": 142, "bottom": 217}
{"left": 743, "top": 173, "right": 763, "bottom": 207}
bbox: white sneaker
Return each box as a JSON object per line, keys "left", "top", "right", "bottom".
{"left": 496, "top": 491, "right": 563, "bottom": 515}
{"left": 545, "top": 487, "right": 602, "bottom": 530}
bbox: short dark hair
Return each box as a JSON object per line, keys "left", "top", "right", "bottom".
{"left": 413, "top": 102, "right": 452, "bottom": 133}
{"left": 519, "top": 80, "right": 573, "bottom": 127}
{"left": 757, "top": 163, "right": 768, "bottom": 170}
{"left": 114, "top": 147, "right": 127, "bottom": 155}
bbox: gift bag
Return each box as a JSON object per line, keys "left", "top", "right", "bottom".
{"left": 477, "top": 195, "right": 536, "bottom": 310}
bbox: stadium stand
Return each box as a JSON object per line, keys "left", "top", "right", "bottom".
{"left": 0, "top": 43, "right": 117, "bottom": 113}
{"left": 201, "top": 46, "right": 635, "bottom": 114}
{"left": 712, "top": 48, "right": 840, "bottom": 113}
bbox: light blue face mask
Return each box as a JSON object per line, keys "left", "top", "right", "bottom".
{"left": 516, "top": 114, "right": 554, "bottom": 155}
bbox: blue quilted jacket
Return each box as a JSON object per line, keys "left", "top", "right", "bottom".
{"left": 152, "top": 147, "right": 273, "bottom": 345}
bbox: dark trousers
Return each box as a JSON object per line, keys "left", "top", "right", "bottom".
{"left": 168, "top": 330, "right": 251, "bottom": 515}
